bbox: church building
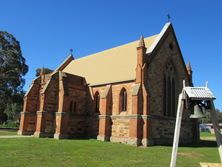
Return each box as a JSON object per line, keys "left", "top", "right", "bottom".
{"left": 18, "top": 23, "right": 199, "bottom": 146}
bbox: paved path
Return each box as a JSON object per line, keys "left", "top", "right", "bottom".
{"left": 0, "top": 135, "right": 32, "bottom": 138}
{"left": 200, "top": 162, "right": 222, "bottom": 167}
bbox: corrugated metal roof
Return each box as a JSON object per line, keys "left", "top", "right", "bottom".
{"left": 62, "top": 35, "right": 158, "bottom": 86}
{"left": 184, "top": 87, "right": 216, "bottom": 100}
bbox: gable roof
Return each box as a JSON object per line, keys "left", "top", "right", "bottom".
{"left": 146, "top": 22, "right": 171, "bottom": 54}
{"left": 62, "top": 35, "right": 158, "bottom": 86}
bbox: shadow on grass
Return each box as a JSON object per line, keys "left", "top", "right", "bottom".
{"left": 153, "top": 140, "right": 217, "bottom": 148}
{"left": 0, "top": 128, "right": 18, "bottom": 136}
{"left": 174, "top": 140, "right": 217, "bottom": 147}
{"left": 0, "top": 128, "right": 18, "bottom": 131}
{"left": 182, "top": 140, "right": 217, "bottom": 148}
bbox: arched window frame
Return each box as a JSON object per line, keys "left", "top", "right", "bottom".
{"left": 73, "top": 101, "right": 77, "bottom": 113}
{"left": 164, "top": 62, "right": 177, "bottom": 117}
{"left": 69, "top": 101, "right": 73, "bottom": 113}
{"left": 69, "top": 100, "right": 77, "bottom": 114}
{"left": 120, "top": 88, "right": 127, "bottom": 112}
{"left": 94, "top": 91, "right": 100, "bottom": 113}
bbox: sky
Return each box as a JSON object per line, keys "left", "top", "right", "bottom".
{"left": 0, "top": 0, "right": 222, "bottom": 110}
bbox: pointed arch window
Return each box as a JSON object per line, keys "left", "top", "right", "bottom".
{"left": 69, "top": 101, "right": 73, "bottom": 112}
{"left": 69, "top": 100, "right": 77, "bottom": 114}
{"left": 120, "top": 88, "right": 127, "bottom": 112}
{"left": 172, "top": 78, "right": 176, "bottom": 117}
{"left": 95, "top": 91, "right": 100, "bottom": 113}
{"left": 73, "top": 101, "right": 77, "bottom": 113}
{"left": 164, "top": 63, "right": 177, "bottom": 117}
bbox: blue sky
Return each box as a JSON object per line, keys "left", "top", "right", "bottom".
{"left": 0, "top": 0, "right": 222, "bottom": 110}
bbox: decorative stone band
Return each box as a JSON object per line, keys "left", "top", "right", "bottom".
{"left": 36, "top": 111, "right": 47, "bottom": 115}
{"left": 98, "top": 115, "right": 110, "bottom": 119}
{"left": 148, "top": 115, "right": 176, "bottom": 121}
{"left": 143, "top": 114, "right": 193, "bottom": 123}
{"left": 141, "top": 115, "right": 152, "bottom": 120}
{"left": 55, "top": 112, "right": 66, "bottom": 116}
{"left": 98, "top": 114, "right": 143, "bottom": 119}
{"left": 95, "top": 114, "right": 145, "bottom": 119}
{"left": 98, "top": 114, "right": 191, "bottom": 123}
{"left": 20, "top": 111, "right": 36, "bottom": 115}
{"left": 88, "top": 114, "right": 186, "bottom": 120}
{"left": 111, "top": 114, "right": 142, "bottom": 119}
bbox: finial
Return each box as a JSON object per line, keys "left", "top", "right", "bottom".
{"left": 70, "top": 48, "right": 75, "bottom": 59}
{"left": 206, "top": 81, "right": 208, "bottom": 88}
{"left": 186, "top": 61, "right": 192, "bottom": 75}
{"left": 138, "top": 35, "right": 145, "bottom": 47}
{"left": 40, "top": 65, "right": 45, "bottom": 83}
{"left": 187, "top": 61, "right": 191, "bottom": 69}
{"left": 40, "top": 65, "right": 44, "bottom": 76}
{"left": 167, "top": 14, "right": 171, "bottom": 22}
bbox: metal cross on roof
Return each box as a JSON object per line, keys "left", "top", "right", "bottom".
{"left": 167, "top": 14, "right": 171, "bottom": 22}
{"left": 70, "top": 48, "right": 73, "bottom": 55}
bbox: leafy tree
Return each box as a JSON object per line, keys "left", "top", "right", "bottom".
{"left": 201, "top": 109, "right": 222, "bottom": 124}
{"left": 217, "top": 110, "right": 222, "bottom": 123}
{"left": 0, "top": 31, "right": 28, "bottom": 122}
{"left": 4, "top": 103, "right": 22, "bottom": 121}
{"left": 201, "top": 111, "right": 211, "bottom": 124}
{"left": 35, "top": 67, "right": 53, "bottom": 77}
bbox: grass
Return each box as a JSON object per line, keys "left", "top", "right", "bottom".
{"left": 200, "top": 132, "right": 216, "bottom": 141}
{"left": 0, "top": 120, "right": 19, "bottom": 129}
{"left": 0, "top": 137, "right": 220, "bottom": 167}
{"left": 0, "top": 129, "right": 17, "bottom": 136}
{"left": 201, "top": 132, "right": 213, "bottom": 137}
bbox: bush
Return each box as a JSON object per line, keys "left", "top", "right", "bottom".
{"left": 0, "top": 120, "right": 19, "bottom": 128}
{"left": 4, "top": 103, "right": 21, "bottom": 121}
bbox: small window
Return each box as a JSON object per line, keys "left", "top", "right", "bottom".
{"left": 120, "top": 88, "right": 127, "bottom": 112}
{"left": 169, "top": 43, "right": 174, "bottom": 50}
{"left": 73, "top": 101, "right": 77, "bottom": 113}
{"left": 70, "top": 101, "right": 73, "bottom": 112}
{"left": 95, "top": 91, "right": 100, "bottom": 113}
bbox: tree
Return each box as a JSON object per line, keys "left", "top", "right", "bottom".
{"left": 4, "top": 103, "right": 22, "bottom": 121}
{"left": 201, "top": 108, "right": 222, "bottom": 124}
{"left": 0, "top": 31, "right": 28, "bottom": 123}
{"left": 217, "top": 109, "right": 222, "bottom": 123}
{"left": 35, "top": 67, "right": 53, "bottom": 77}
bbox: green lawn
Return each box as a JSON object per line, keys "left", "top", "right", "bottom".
{"left": 200, "top": 132, "right": 216, "bottom": 141}
{"left": 0, "top": 137, "right": 220, "bottom": 167}
{"left": 0, "top": 129, "right": 17, "bottom": 136}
